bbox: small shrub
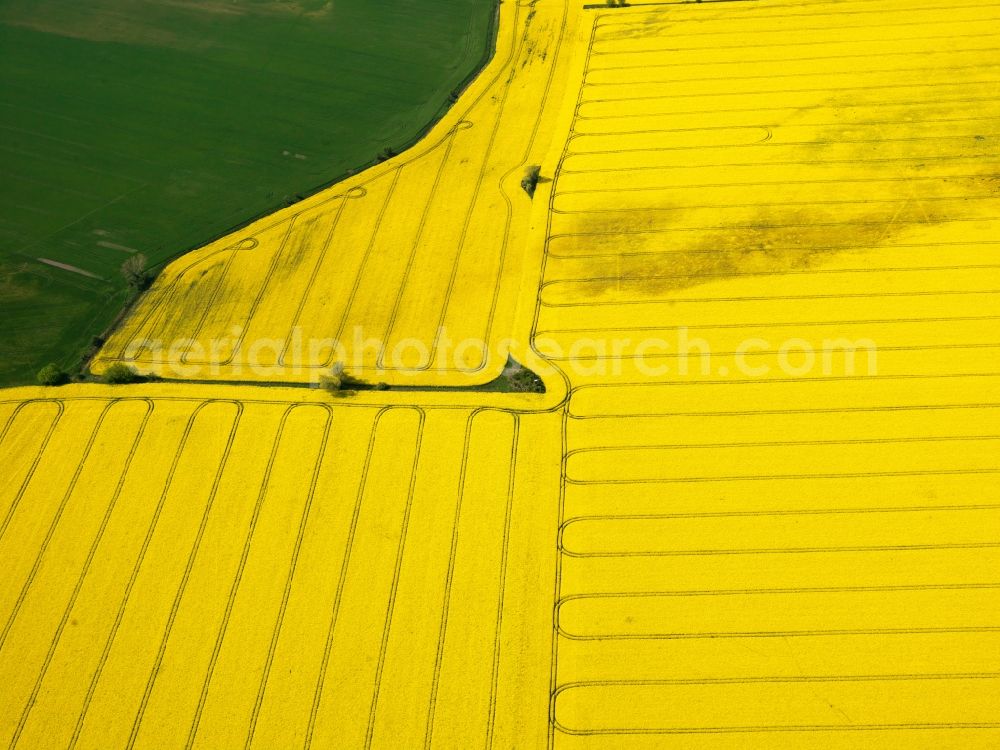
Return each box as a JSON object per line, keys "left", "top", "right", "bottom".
{"left": 320, "top": 362, "right": 366, "bottom": 395}
{"left": 521, "top": 165, "right": 542, "bottom": 198}
{"left": 37, "top": 363, "right": 69, "bottom": 386}
{"left": 377, "top": 147, "right": 396, "bottom": 162}
{"left": 504, "top": 360, "right": 545, "bottom": 393}
{"left": 509, "top": 369, "right": 544, "bottom": 393}
{"left": 103, "top": 362, "right": 143, "bottom": 385}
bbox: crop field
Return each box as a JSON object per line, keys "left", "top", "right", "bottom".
{"left": 92, "top": 0, "right": 576, "bottom": 386}
{"left": 0, "top": 0, "right": 496, "bottom": 385}
{"left": 542, "top": 0, "right": 1000, "bottom": 745}
{"left": 0, "top": 391, "right": 563, "bottom": 748}
{"left": 2, "top": 0, "right": 1000, "bottom": 748}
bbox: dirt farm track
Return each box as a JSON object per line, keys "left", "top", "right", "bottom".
{"left": 2, "top": 0, "right": 1000, "bottom": 747}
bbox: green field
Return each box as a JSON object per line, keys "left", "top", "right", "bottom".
{"left": 0, "top": 0, "right": 496, "bottom": 385}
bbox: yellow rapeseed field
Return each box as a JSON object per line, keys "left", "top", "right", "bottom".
{"left": 3, "top": 0, "right": 1000, "bottom": 748}
{"left": 90, "top": 0, "right": 580, "bottom": 387}
{"left": 0, "top": 388, "right": 563, "bottom": 748}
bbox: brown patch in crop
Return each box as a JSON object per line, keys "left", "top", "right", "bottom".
{"left": 554, "top": 96, "right": 1000, "bottom": 301}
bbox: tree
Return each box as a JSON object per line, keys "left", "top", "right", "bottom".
{"left": 319, "top": 362, "right": 365, "bottom": 395}
{"left": 504, "top": 359, "right": 545, "bottom": 393}
{"left": 508, "top": 366, "right": 544, "bottom": 393}
{"left": 37, "top": 363, "right": 69, "bottom": 386}
{"left": 521, "top": 165, "right": 542, "bottom": 198}
{"left": 121, "top": 254, "right": 151, "bottom": 291}
{"left": 103, "top": 362, "right": 143, "bottom": 384}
